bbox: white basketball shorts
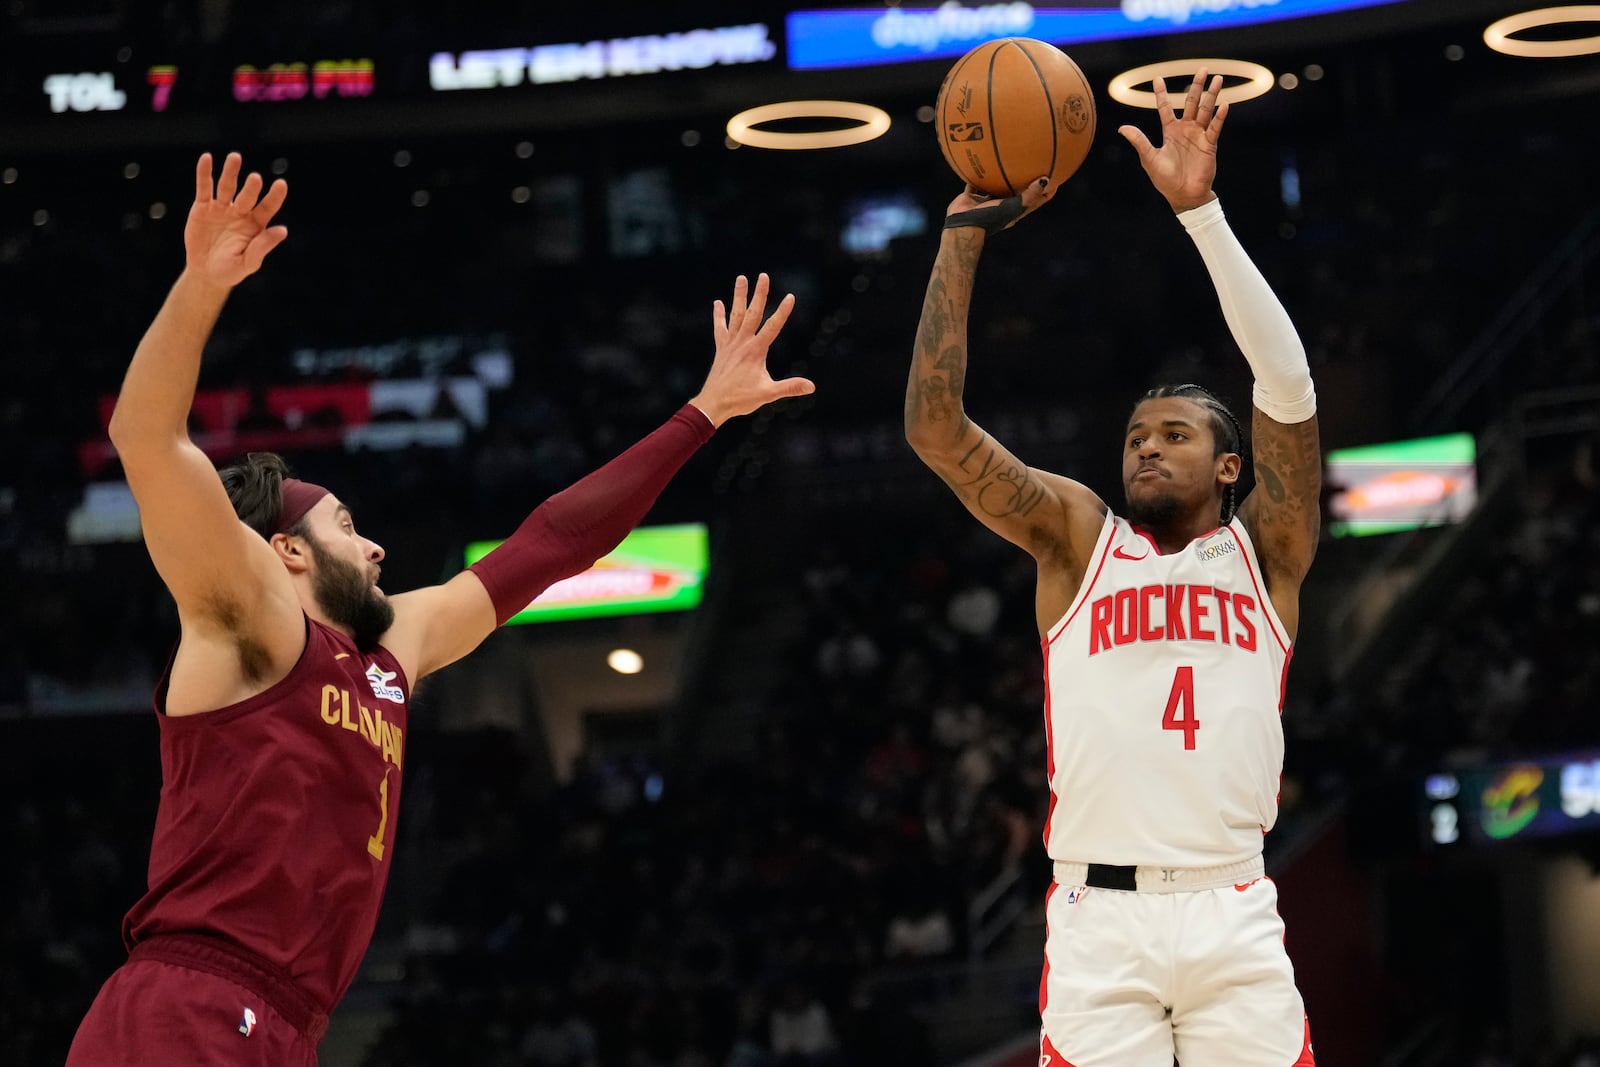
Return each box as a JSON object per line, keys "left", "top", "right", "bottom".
{"left": 1038, "top": 862, "right": 1315, "bottom": 1067}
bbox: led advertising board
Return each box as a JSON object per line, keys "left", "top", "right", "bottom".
{"left": 464, "top": 523, "right": 709, "bottom": 625}
{"left": 786, "top": 0, "right": 1411, "bottom": 70}
{"left": 1325, "top": 432, "right": 1476, "bottom": 538}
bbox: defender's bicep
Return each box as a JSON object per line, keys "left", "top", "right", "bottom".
{"left": 124, "top": 439, "right": 294, "bottom": 627}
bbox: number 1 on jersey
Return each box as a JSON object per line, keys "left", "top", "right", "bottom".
{"left": 367, "top": 772, "right": 391, "bottom": 860}
{"left": 1162, "top": 666, "right": 1199, "bottom": 750}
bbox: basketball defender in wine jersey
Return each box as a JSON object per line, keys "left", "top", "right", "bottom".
{"left": 905, "top": 74, "right": 1319, "bottom": 1066}
{"left": 66, "top": 153, "right": 812, "bottom": 1067}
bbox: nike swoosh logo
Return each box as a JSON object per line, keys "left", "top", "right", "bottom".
{"left": 1112, "top": 546, "right": 1149, "bottom": 561}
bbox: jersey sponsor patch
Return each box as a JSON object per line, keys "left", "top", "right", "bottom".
{"left": 1193, "top": 535, "right": 1238, "bottom": 564}
{"left": 365, "top": 663, "right": 404, "bottom": 704}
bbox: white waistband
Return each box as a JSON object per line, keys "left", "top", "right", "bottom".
{"left": 1053, "top": 855, "right": 1265, "bottom": 894}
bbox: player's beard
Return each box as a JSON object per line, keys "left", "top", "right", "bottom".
{"left": 305, "top": 533, "right": 394, "bottom": 649}
{"left": 1124, "top": 484, "right": 1185, "bottom": 529}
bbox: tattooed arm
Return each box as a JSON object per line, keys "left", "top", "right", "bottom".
{"left": 1235, "top": 414, "right": 1320, "bottom": 639}
{"left": 905, "top": 189, "right": 1107, "bottom": 633}
{"left": 1181, "top": 194, "right": 1321, "bottom": 638}
{"left": 1169, "top": 193, "right": 1321, "bottom": 639}
{"left": 1122, "top": 70, "right": 1322, "bottom": 639}
{"left": 1179, "top": 191, "right": 1320, "bottom": 637}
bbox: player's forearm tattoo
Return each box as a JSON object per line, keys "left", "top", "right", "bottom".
{"left": 920, "top": 375, "right": 955, "bottom": 422}
{"left": 934, "top": 342, "right": 966, "bottom": 397}
{"left": 907, "top": 231, "right": 1045, "bottom": 523}
{"left": 951, "top": 431, "right": 1047, "bottom": 517}
{"left": 907, "top": 231, "right": 982, "bottom": 432}
{"left": 921, "top": 277, "right": 953, "bottom": 350}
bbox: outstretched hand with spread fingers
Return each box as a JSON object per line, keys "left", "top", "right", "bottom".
{"left": 1118, "top": 71, "right": 1228, "bottom": 214}
{"left": 690, "top": 273, "right": 815, "bottom": 427}
{"left": 185, "top": 152, "right": 289, "bottom": 290}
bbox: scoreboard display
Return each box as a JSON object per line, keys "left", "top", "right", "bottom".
{"left": 1423, "top": 753, "right": 1600, "bottom": 848}
{"left": 0, "top": 23, "right": 779, "bottom": 121}
{"left": 0, "top": 1, "right": 1436, "bottom": 133}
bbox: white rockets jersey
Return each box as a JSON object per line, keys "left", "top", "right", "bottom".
{"left": 1042, "top": 511, "right": 1292, "bottom": 867}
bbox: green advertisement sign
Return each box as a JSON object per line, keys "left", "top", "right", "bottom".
{"left": 464, "top": 522, "right": 708, "bottom": 624}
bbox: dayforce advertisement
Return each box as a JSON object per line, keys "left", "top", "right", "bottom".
{"left": 786, "top": 0, "right": 1412, "bottom": 69}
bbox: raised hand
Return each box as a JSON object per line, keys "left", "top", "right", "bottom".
{"left": 689, "top": 273, "right": 815, "bottom": 427}
{"left": 185, "top": 152, "right": 289, "bottom": 290}
{"left": 942, "top": 176, "right": 1056, "bottom": 237}
{"left": 1118, "top": 71, "right": 1227, "bottom": 213}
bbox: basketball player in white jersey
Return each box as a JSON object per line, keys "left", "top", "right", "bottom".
{"left": 905, "top": 72, "right": 1320, "bottom": 1066}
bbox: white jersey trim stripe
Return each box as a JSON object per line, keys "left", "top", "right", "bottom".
{"left": 1044, "top": 510, "right": 1116, "bottom": 646}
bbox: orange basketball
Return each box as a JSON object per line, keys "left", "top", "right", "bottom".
{"left": 935, "top": 37, "right": 1096, "bottom": 198}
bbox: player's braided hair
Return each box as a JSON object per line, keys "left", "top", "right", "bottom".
{"left": 1137, "top": 384, "right": 1246, "bottom": 524}
{"left": 219, "top": 452, "right": 309, "bottom": 540}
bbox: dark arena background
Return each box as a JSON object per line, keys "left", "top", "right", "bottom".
{"left": 3, "top": 1, "right": 1599, "bottom": 1064}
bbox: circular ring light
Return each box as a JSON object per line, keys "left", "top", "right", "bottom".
{"left": 726, "top": 100, "right": 891, "bottom": 150}
{"left": 1108, "top": 59, "right": 1276, "bottom": 111}
{"left": 1484, "top": 6, "right": 1600, "bottom": 57}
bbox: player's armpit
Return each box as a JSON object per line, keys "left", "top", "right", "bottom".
{"left": 120, "top": 437, "right": 303, "bottom": 664}
{"left": 1237, "top": 407, "right": 1321, "bottom": 597}
{"left": 911, "top": 415, "right": 1105, "bottom": 569}
{"left": 383, "top": 570, "right": 498, "bottom": 682}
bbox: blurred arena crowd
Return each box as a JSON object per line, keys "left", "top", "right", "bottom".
{"left": 3, "top": 4, "right": 1600, "bottom": 1064}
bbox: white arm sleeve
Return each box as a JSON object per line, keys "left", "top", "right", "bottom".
{"left": 1178, "top": 198, "right": 1317, "bottom": 424}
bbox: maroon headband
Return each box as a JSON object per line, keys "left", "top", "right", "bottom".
{"left": 274, "top": 478, "right": 331, "bottom": 534}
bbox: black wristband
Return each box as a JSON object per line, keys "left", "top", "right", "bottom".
{"left": 943, "top": 196, "right": 1025, "bottom": 236}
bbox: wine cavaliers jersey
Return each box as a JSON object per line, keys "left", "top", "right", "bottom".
{"left": 122, "top": 617, "right": 408, "bottom": 1014}
{"left": 1042, "top": 512, "right": 1291, "bottom": 868}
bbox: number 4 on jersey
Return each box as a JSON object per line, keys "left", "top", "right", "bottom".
{"left": 1162, "top": 666, "right": 1200, "bottom": 750}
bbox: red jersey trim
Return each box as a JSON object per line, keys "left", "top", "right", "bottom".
{"left": 1038, "top": 881, "right": 1059, "bottom": 1015}
{"left": 1278, "top": 647, "right": 1295, "bottom": 714}
{"left": 1046, "top": 514, "right": 1116, "bottom": 646}
{"left": 1039, "top": 1034, "right": 1079, "bottom": 1067}
{"left": 1041, "top": 642, "right": 1058, "bottom": 845}
{"left": 1225, "top": 524, "right": 1289, "bottom": 654}
{"left": 1293, "top": 1015, "right": 1318, "bottom": 1065}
